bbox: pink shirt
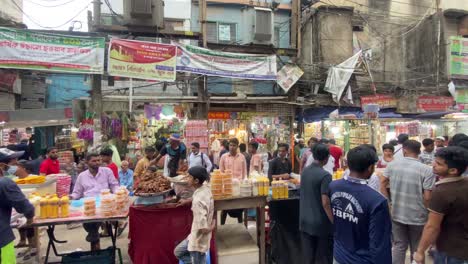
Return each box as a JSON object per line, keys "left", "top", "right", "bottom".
{"left": 250, "top": 153, "right": 263, "bottom": 174}
{"left": 71, "top": 167, "right": 120, "bottom": 199}
{"left": 219, "top": 152, "right": 247, "bottom": 180}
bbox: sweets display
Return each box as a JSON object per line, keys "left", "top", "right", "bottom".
{"left": 100, "top": 194, "right": 115, "bottom": 217}
{"left": 14, "top": 175, "right": 46, "bottom": 184}
{"left": 115, "top": 187, "right": 130, "bottom": 212}
{"left": 135, "top": 170, "right": 172, "bottom": 194}
{"left": 210, "top": 170, "right": 233, "bottom": 200}
{"left": 84, "top": 197, "right": 96, "bottom": 216}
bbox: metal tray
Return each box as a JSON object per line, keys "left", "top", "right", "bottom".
{"left": 134, "top": 189, "right": 172, "bottom": 197}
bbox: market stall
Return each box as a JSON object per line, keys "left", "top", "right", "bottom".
{"left": 208, "top": 111, "right": 291, "bottom": 158}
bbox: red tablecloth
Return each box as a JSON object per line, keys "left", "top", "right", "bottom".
{"left": 128, "top": 204, "right": 217, "bottom": 264}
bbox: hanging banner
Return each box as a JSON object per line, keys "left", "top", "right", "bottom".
{"left": 360, "top": 94, "right": 397, "bottom": 108}
{"left": 176, "top": 43, "right": 277, "bottom": 80}
{"left": 0, "top": 27, "right": 105, "bottom": 74}
{"left": 208, "top": 112, "right": 231, "bottom": 120}
{"left": 277, "top": 64, "right": 304, "bottom": 92}
{"left": 417, "top": 96, "right": 454, "bottom": 112}
{"left": 108, "top": 39, "right": 177, "bottom": 81}
{"left": 449, "top": 36, "right": 468, "bottom": 79}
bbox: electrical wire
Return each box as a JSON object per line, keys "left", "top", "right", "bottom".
{"left": 24, "top": 0, "right": 78, "bottom": 8}
{"left": 103, "top": 0, "right": 123, "bottom": 18}
{"left": 10, "top": 0, "right": 92, "bottom": 29}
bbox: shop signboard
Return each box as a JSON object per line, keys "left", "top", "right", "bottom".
{"left": 208, "top": 112, "right": 231, "bottom": 119}
{"left": 108, "top": 39, "right": 177, "bottom": 81}
{"left": 176, "top": 43, "right": 277, "bottom": 81}
{"left": 360, "top": 94, "right": 397, "bottom": 108}
{"left": 0, "top": 27, "right": 105, "bottom": 74}
{"left": 277, "top": 64, "right": 304, "bottom": 92}
{"left": 456, "top": 89, "right": 468, "bottom": 112}
{"left": 417, "top": 96, "right": 454, "bottom": 112}
{"left": 449, "top": 36, "right": 468, "bottom": 79}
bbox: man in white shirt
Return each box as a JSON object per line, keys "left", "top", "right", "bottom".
{"left": 189, "top": 142, "right": 212, "bottom": 173}
{"left": 305, "top": 150, "right": 335, "bottom": 175}
{"left": 393, "top": 134, "right": 409, "bottom": 161}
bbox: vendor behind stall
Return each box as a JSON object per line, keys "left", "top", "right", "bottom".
{"left": 71, "top": 153, "right": 120, "bottom": 251}
{"left": 151, "top": 134, "right": 187, "bottom": 177}
{"left": 268, "top": 143, "right": 292, "bottom": 182}
{"left": 134, "top": 146, "right": 157, "bottom": 182}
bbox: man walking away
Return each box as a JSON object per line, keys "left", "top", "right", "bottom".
{"left": 419, "top": 138, "right": 435, "bottom": 165}
{"left": 393, "top": 134, "right": 409, "bottom": 161}
{"left": 329, "top": 146, "right": 391, "bottom": 264}
{"left": 381, "top": 140, "right": 436, "bottom": 264}
{"left": 300, "top": 143, "right": 333, "bottom": 264}
{"left": 413, "top": 146, "right": 468, "bottom": 264}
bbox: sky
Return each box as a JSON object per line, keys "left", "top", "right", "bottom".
{"left": 17, "top": 0, "right": 191, "bottom": 32}
{"left": 20, "top": 0, "right": 94, "bottom": 31}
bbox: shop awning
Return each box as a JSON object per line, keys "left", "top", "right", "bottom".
{"left": 302, "top": 107, "right": 403, "bottom": 122}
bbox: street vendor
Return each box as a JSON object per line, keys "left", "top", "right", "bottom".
{"left": 134, "top": 146, "right": 157, "bottom": 183}
{"left": 151, "top": 134, "right": 188, "bottom": 177}
{"left": 268, "top": 143, "right": 292, "bottom": 182}
{"left": 71, "top": 153, "right": 120, "bottom": 251}
{"left": 0, "top": 149, "right": 35, "bottom": 264}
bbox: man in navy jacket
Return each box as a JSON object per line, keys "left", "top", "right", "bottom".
{"left": 329, "top": 146, "right": 391, "bottom": 264}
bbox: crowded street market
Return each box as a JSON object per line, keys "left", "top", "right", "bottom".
{"left": 1, "top": 1, "right": 468, "bottom": 264}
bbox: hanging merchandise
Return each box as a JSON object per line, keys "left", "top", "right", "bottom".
{"left": 122, "top": 113, "right": 130, "bottom": 141}
{"left": 78, "top": 112, "right": 94, "bottom": 141}
{"left": 110, "top": 112, "right": 122, "bottom": 138}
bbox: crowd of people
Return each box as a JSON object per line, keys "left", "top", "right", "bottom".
{"left": 299, "top": 132, "right": 468, "bottom": 264}
{"left": 1, "top": 131, "right": 468, "bottom": 263}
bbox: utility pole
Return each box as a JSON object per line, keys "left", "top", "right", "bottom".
{"left": 197, "top": 0, "right": 208, "bottom": 119}
{"left": 435, "top": 0, "right": 442, "bottom": 94}
{"left": 90, "top": 2, "right": 103, "bottom": 143}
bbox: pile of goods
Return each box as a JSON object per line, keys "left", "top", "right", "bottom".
{"left": 211, "top": 170, "right": 233, "bottom": 200}
{"left": 135, "top": 170, "right": 172, "bottom": 195}
{"left": 14, "top": 175, "right": 46, "bottom": 184}
{"left": 332, "top": 168, "right": 345, "bottom": 180}
{"left": 84, "top": 197, "right": 96, "bottom": 216}
{"left": 211, "top": 170, "right": 270, "bottom": 199}
{"left": 271, "top": 180, "right": 289, "bottom": 199}
{"left": 28, "top": 193, "right": 70, "bottom": 219}
{"left": 100, "top": 187, "right": 130, "bottom": 216}
{"left": 56, "top": 174, "right": 72, "bottom": 197}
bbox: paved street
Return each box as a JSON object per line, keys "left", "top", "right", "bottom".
{"left": 14, "top": 221, "right": 433, "bottom": 264}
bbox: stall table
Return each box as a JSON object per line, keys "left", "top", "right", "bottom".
{"left": 32, "top": 213, "right": 128, "bottom": 264}
{"left": 214, "top": 196, "right": 267, "bottom": 264}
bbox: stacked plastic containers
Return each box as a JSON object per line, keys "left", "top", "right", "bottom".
{"left": 210, "top": 169, "right": 233, "bottom": 199}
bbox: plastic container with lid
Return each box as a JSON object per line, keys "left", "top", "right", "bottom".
{"left": 240, "top": 179, "right": 252, "bottom": 197}
{"left": 60, "top": 196, "right": 70, "bottom": 218}
{"left": 49, "top": 194, "right": 60, "bottom": 218}
{"left": 252, "top": 180, "right": 259, "bottom": 196}
{"left": 232, "top": 179, "right": 241, "bottom": 197}
{"left": 40, "top": 196, "right": 48, "bottom": 219}
{"left": 83, "top": 197, "right": 96, "bottom": 216}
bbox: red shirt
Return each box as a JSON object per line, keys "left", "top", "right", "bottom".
{"left": 39, "top": 158, "right": 60, "bottom": 175}
{"left": 108, "top": 162, "right": 119, "bottom": 180}
{"left": 329, "top": 145, "right": 343, "bottom": 171}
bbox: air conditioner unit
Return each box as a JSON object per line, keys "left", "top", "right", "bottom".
{"left": 123, "top": 0, "right": 164, "bottom": 28}
{"left": 242, "top": 7, "right": 274, "bottom": 45}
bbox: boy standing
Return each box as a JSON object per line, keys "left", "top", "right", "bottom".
{"left": 175, "top": 166, "right": 214, "bottom": 264}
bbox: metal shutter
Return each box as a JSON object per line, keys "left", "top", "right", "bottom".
{"left": 206, "top": 22, "right": 218, "bottom": 43}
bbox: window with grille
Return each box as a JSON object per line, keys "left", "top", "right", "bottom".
{"left": 206, "top": 22, "right": 237, "bottom": 44}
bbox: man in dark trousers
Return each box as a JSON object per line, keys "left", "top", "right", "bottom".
{"left": 300, "top": 143, "right": 334, "bottom": 264}
{"left": 0, "top": 149, "right": 35, "bottom": 263}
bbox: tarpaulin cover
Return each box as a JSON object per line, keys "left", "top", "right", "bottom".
{"left": 128, "top": 204, "right": 217, "bottom": 264}
{"left": 268, "top": 198, "right": 302, "bottom": 264}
